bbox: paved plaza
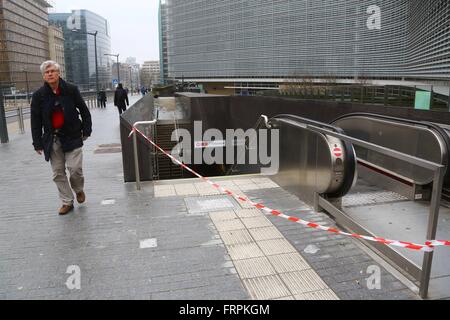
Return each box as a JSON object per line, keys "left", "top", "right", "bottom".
{"left": 0, "top": 96, "right": 419, "bottom": 300}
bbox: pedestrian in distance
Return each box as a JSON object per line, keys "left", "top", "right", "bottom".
{"left": 98, "top": 89, "right": 107, "bottom": 108}
{"left": 114, "top": 83, "right": 129, "bottom": 115}
{"left": 31, "top": 61, "right": 92, "bottom": 216}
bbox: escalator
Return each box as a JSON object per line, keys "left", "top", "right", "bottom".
{"left": 332, "top": 113, "right": 450, "bottom": 204}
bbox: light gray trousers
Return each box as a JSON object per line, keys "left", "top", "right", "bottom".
{"left": 50, "top": 137, "right": 84, "bottom": 206}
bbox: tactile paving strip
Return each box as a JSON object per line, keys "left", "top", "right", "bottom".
{"left": 233, "top": 257, "right": 277, "bottom": 279}
{"left": 267, "top": 253, "right": 311, "bottom": 273}
{"left": 218, "top": 229, "right": 254, "bottom": 246}
{"left": 294, "top": 289, "right": 340, "bottom": 300}
{"left": 227, "top": 243, "right": 265, "bottom": 260}
{"left": 280, "top": 270, "right": 330, "bottom": 295}
{"left": 248, "top": 227, "right": 284, "bottom": 242}
{"left": 243, "top": 275, "right": 292, "bottom": 300}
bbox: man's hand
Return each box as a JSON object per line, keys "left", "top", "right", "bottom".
{"left": 36, "top": 150, "right": 43, "bottom": 155}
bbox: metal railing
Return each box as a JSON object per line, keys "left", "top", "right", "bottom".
{"left": 230, "top": 113, "right": 444, "bottom": 298}
{"left": 0, "top": 90, "right": 116, "bottom": 143}
{"left": 269, "top": 119, "right": 444, "bottom": 299}
{"left": 260, "top": 85, "right": 450, "bottom": 111}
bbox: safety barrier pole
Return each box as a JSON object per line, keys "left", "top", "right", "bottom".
{"left": 420, "top": 166, "right": 445, "bottom": 298}
{"left": 17, "top": 104, "right": 25, "bottom": 134}
{"left": 0, "top": 90, "right": 8, "bottom": 143}
{"left": 130, "top": 120, "right": 157, "bottom": 190}
{"left": 133, "top": 131, "right": 141, "bottom": 190}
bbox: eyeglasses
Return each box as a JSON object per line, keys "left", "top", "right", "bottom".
{"left": 45, "top": 69, "right": 59, "bottom": 75}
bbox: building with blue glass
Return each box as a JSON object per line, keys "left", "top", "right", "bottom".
{"left": 49, "top": 10, "right": 112, "bottom": 91}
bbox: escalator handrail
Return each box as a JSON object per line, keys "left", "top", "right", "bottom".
{"left": 268, "top": 114, "right": 357, "bottom": 198}
{"left": 331, "top": 112, "right": 450, "bottom": 184}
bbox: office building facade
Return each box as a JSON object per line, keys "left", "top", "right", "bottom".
{"left": 141, "top": 61, "right": 160, "bottom": 88}
{"left": 0, "top": 0, "right": 51, "bottom": 92}
{"left": 160, "top": 0, "right": 450, "bottom": 90}
{"left": 48, "top": 24, "right": 66, "bottom": 79}
{"left": 49, "top": 10, "right": 112, "bottom": 91}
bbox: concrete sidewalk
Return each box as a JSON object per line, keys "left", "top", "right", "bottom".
{"left": 0, "top": 96, "right": 419, "bottom": 300}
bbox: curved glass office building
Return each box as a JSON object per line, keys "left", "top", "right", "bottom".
{"left": 160, "top": 0, "right": 450, "bottom": 83}
{"left": 50, "top": 10, "right": 112, "bottom": 91}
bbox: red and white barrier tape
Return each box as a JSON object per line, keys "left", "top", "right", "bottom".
{"left": 130, "top": 127, "right": 450, "bottom": 252}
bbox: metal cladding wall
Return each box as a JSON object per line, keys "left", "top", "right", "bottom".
{"left": 162, "top": 0, "right": 450, "bottom": 81}
{"left": 405, "top": 0, "right": 450, "bottom": 80}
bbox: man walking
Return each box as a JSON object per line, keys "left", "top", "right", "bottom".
{"left": 114, "top": 83, "right": 129, "bottom": 115}
{"left": 31, "top": 61, "right": 92, "bottom": 215}
{"left": 98, "top": 89, "right": 107, "bottom": 108}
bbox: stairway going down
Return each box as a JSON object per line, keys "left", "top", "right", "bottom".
{"left": 154, "top": 121, "right": 192, "bottom": 180}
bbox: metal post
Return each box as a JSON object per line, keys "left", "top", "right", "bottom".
{"left": 19, "top": 105, "right": 25, "bottom": 134}
{"left": 129, "top": 67, "right": 133, "bottom": 96}
{"left": 430, "top": 86, "right": 434, "bottom": 109}
{"left": 399, "top": 87, "right": 403, "bottom": 107}
{"left": 94, "top": 32, "right": 99, "bottom": 108}
{"left": 23, "top": 70, "right": 30, "bottom": 104}
{"left": 448, "top": 88, "right": 450, "bottom": 111}
{"left": 384, "top": 86, "right": 388, "bottom": 106}
{"left": 0, "top": 89, "right": 9, "bottom": 143}
{"left": 117, "top": 56, "right": 120, "bottom": 84}
{"left": 419, "top": 166, "right": 445, "bottom": 299}
{"left": 133, "top": 130, "right": 141, "bottom": 191}
{"left": 15, "top": 94, "right": 24, "bottom": 134}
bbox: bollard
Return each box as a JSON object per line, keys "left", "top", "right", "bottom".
{"left": 19, "top": 105, "right": 25, "bottom": 134}
{"left": 16, "top": 107, "right": 24, "bottom": 134}
{"left": 0, "top": 90, "right": 9, "bottom": 143}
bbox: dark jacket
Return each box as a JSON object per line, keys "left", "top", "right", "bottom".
{"left": 31, "top": 79, "right": 92, "bottom": 162}
{"left": 114, "top": 87, "right": 129, "bottom": 109}
{"left": 98, "top": 91, "right": 107, "bottom": 101}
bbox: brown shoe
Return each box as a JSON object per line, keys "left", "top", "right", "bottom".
{"left": 76, "top": 191, "right": 86, "bottom": 204}
{"left": 59, "top": 205, "right": 74, "bottom": 215}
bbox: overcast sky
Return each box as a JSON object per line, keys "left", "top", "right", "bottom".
{"left": 49, "top": 0, "right": 160, "bottom": 64}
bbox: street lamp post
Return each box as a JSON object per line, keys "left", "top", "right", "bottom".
{"left": 129, "top": 67, "right": 133, "bottom": 95}
{"left": 72, "top": 29, "right": 99, "bottom": 107}
{"left": 105, "top": 53, "right": 120, "bottom": 85}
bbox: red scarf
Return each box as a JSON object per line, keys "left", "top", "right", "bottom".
{"left": 52, "top": 86, "right": 64, "bottom": 130}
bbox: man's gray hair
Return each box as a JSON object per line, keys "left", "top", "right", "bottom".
{"left": 40, "top": 61, "right": 61, "bottom": 75}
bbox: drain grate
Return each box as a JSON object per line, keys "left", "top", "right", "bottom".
{"left": 185, "top": 195, "right": 242, "bottom": 215}
{"left": 343, "top": 191, "right": 408, "bottom": 208}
